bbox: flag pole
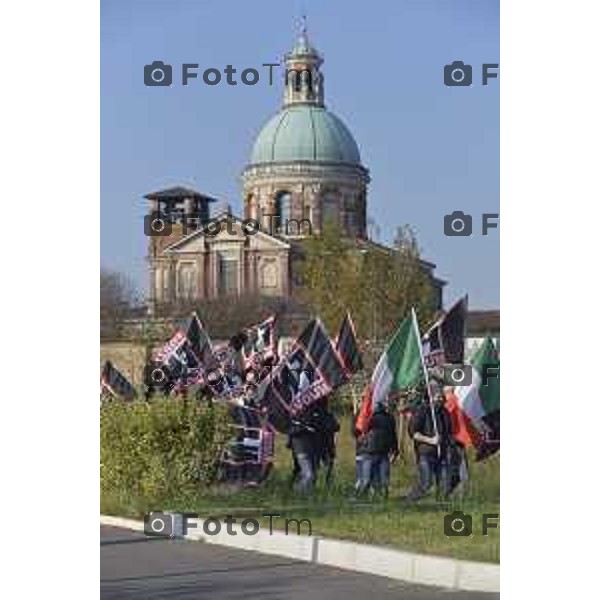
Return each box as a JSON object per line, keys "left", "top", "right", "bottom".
{"left": 411, "top": 308, "right": 441, "bottom": 459}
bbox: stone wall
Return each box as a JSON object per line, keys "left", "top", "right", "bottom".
{"left": 100, "top": 341, "right": 151, "bottom": 386}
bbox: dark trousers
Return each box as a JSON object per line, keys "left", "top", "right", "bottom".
{"left": 293, "top": 451, "right": 316, "bottom": 493}
{"left": 355, "top": 453, "right": 390, "bottom": 496}
{"left": 407, "top": 453, "right": 451, "bottom": 501}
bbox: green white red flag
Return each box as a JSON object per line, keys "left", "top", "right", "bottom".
{"left": 454, "top": 336, "right": 500, "bottom": 460}
{"left": 355, "top": 314, "right": 423, "bottom": 433}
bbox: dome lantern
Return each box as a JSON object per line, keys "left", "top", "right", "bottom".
{"left": 283, "top": 18, "right": 324, "bottom": 108}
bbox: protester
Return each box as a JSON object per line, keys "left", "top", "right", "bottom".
{"left": 443, "top": 385, "right": 472, "bottom": 494}
{"left": 354, "top": 396, "right": 399, "bottom": 498}
{"left": 406, "top": 385, "right": 453, "bottom": 501}
{"left": 353, "top": 413, "right": 370, "bottom": 495}
{"left": 288, "top": 398, "right": 339, "bottom": 492}
{"left": 287, "top": 408, "right": 318, "bottom": 494}
{"left": 312, "top": 399, "right": 340, "bottom": 487}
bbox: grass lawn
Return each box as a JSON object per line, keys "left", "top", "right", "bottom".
{"left": 101, "top": 414, "right": 500, "bottom": 563}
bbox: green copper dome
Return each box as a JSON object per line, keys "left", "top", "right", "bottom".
{"left": 249, "top": 105, "right": 361, "bottom": 165}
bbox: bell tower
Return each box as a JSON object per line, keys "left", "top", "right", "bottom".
{"left": 144, "top": 186, "right": 217, "bottom": 314}
{"left": 283, "top": 19, "right": 325, "bottom": 108}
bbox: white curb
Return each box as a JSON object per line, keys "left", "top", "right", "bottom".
{"left": 100, "top": 514, "right": 499, "bottom": 593}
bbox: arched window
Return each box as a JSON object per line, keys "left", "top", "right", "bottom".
{"left": 275, "top": 191, "right": 292, "bottom": 233}
{"left": 322, "top": 191, "right": 338, "bottom": 228}
{"left": 344, "top": 197, "right": 358, "bottom": 234}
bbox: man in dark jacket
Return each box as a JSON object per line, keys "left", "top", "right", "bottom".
{"left": 407, "top": 387, "right": 453, "bottom": 501}
{"left": 288, "top": 398, "right": 339, "bottom": 492}
{"left": 355, "top": 399, "right": 399, "bottom": 497}
{"left": 312, "top": 400, "right": 340, "bottom": 487}
{"left": 287, "top": 414, "right": 318, "bottom": 494}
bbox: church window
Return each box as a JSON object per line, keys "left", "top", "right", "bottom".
{"left": 178, "top": 263, "right": 197, "bottom": 299}
{"left": 217, "top": 252, "right": 238, "bottom": 296}
{"left": 275, "top": 191, "right": 292, "bottom": 232}
{"left": 260, "top": 260, "right": 278, "bottom": 289}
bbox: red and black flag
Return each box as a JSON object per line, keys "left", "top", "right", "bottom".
{"left": 148, "top": 313, "right": 219, "bottom": 393}
{"left": 101, "top": 360, "right": 136, "bottom": 402}
{"left": 256, "top": 319, "right": 347, "bottom": 433}
{"left": 150, "top": 327, "right": 203, "bottom": 393}
{"left": 335, "top": 312, "right": 363, "bottom": 375}
{"left": 422, "top": 296, "right": 468, "bottom": 367}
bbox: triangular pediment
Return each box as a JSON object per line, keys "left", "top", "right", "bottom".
{"left": 163, "top": 212, "right": 291, "bottom": 255}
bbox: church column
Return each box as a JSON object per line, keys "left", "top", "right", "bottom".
{"left": 358, "top": 188, "right": 367, "bottom": 238}
{"left": 148, "top": 262, "right": 157, "bottom": 312}
{"left": 211, "top": 250, "right": 219, "bottom": 298}
{"left": 310, "top": 184, "right": 322, "bottom": 234}
{"left": 292, "top": 184, "right": 304, "bottom": 222}
{"left": 154, "top": 264, "right": 162, "bottom": 304}
{"left": 166, "top": 260, "right": 176, "bottom": 303}
{"left": 247, "top": 251, "right": 257, "bottom": 294}
{"left": 279, "top": 252, "right": 289, "bottom": 296}
{"left": 196, "top": 252, "right": 205, "bottom": 299}
{"left": 237, "top": 244, "right": 244, "bottom": 296}
{"left": 262, "top": 194, "right": 276, "bottom": 234}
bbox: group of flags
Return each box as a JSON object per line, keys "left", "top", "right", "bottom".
{"left": 355, "top": 296, "right": 500, "bottom": 463}
{"left": 100, "top": 311, "right": 363, "bottom": 417}
{"left": 253, "top": 314, "right": 362, "bottom": 433}
{"left": 101, "top": 298, "right": 500, "bottom": 466}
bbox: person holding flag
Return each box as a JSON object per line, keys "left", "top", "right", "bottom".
{"left": 442, "top": 384, "right": 477, "bottom": 494}
{"left": 406, "top": 383, "right": 453, "bottom": 501}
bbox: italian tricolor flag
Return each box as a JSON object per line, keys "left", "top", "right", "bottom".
{"left": 455, "top": 336, "right": 500, "bottom": 460}
{"left": 356, "top": 311, "right": 423, "bottom": 433}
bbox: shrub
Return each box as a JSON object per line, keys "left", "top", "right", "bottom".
{"left": 100, "top": 397, "right": 229, "bottom": 515}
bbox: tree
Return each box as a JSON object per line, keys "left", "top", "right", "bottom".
{"left": 295, "top": 221, "right": 359, "bottom": 332}
{"left": 296, "top": 223, "right": 436, "bottom": 340}
{"left": 100, "top": 268, "right": 139, "bottom": 339}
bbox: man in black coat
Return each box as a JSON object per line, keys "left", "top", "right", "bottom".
{"left": 288, "top": 398, "right": 339, "bottom": 492}
{"left": 355, "top": 398, "right": 399, "bottom": 497}
{"left": 406, "top": 387, "right": 453, "bottom": 501}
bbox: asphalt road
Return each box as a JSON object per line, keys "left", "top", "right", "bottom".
{"left": 101, "top": 526, "right": 499, "bottom": 600}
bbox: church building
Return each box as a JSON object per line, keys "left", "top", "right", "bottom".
{"left": 145, "top": 28, "right": 444, "bottom": 313}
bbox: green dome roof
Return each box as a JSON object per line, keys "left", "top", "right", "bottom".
{"left": 249, "top": 105, "right": 361, "bottom": 165}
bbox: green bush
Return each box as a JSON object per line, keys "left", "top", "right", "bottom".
{"left": 100, "top": 397, "right": 229, "bottom": 515}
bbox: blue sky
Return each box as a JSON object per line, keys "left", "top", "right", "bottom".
{"left": 101, "top": 0, "right": 499, "bottom": 309}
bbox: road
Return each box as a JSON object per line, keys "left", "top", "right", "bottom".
{"left": 101, "top": 526, "right": 498, "bottom": 599}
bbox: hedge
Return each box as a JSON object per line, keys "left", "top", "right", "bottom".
{"left": 100, "top": 397, "right": 229, "bottom": 515}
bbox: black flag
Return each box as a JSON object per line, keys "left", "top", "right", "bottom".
{"left": 101, "top": 361, "right": 136, "bottom": 402}
{"left": 335, "top": 312, "right": 363, "bottom": 375}
{"left": 422, "top": 296, "right": 467, "bottom": 367}
{"left": 186, "top": 312, "right": 217, "bottom": 368}
{"left": 256, "top": 319, "right": 347, "bottom": 433}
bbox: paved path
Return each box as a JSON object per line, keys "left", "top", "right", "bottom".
{"left": 101, "top": 526, "right": 498, "bottom": 599}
